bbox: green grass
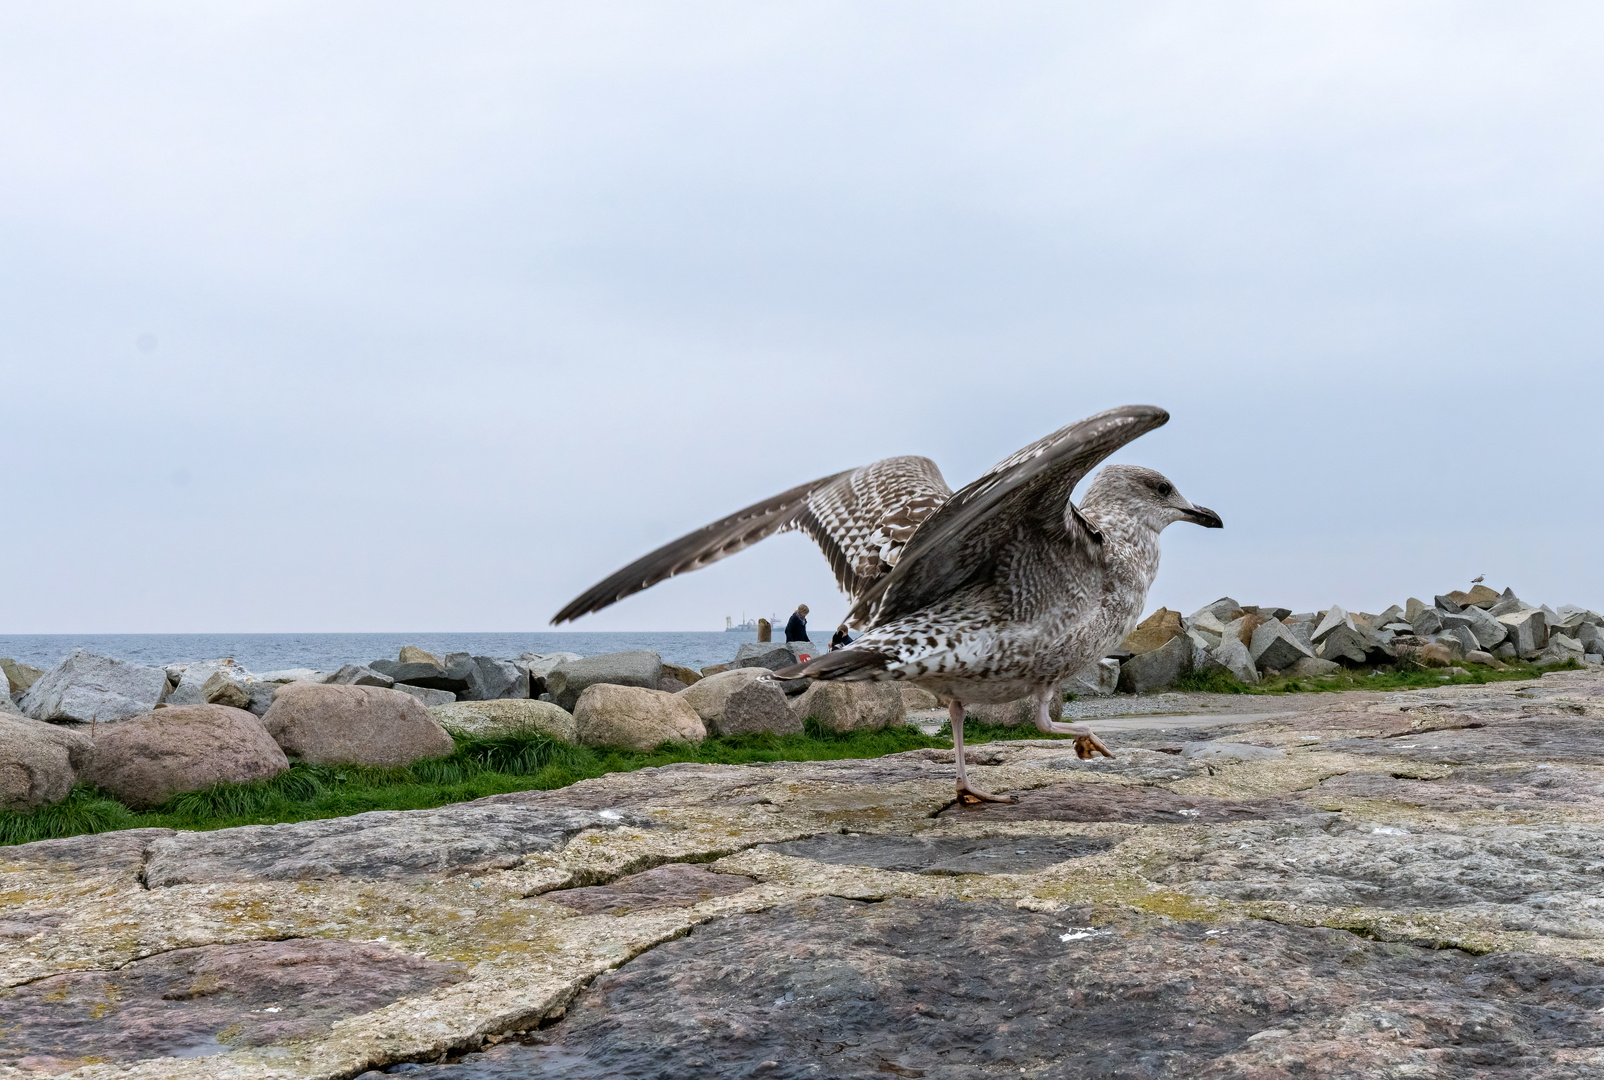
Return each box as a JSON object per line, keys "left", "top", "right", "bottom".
{"left": 1175, "top": 657, "right": 1580, "bottom": 696}
{"left": 1173, "top": 667, "right": 1254, "bottom": 694}
{"left": 3, "top": 719, "right": 1070, "bottom": 848}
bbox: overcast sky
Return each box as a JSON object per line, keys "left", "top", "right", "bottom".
{"left": 2, "top": 2, "right": 1600, "bottom": 634}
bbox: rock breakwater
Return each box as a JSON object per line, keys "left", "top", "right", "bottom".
{"left": 0, "top": 642, "right": 910, "bottom": 815}
{"left": 1109, "top": 583, "right": 1601, "bottom": 695}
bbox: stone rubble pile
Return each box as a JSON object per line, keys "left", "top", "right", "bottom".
{"left": 1110, "top": 584, "right": 1603, "bottom": 694}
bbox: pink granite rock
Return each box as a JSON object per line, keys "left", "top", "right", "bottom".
{"left": 80, "top": 704, "right": 287, "bottom": 809}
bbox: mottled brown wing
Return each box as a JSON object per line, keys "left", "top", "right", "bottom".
{"left": 847, "top": 405, "right": 1170, "bottom": 627}
{"left": 786, "top": 455, "right": 952, "bottom": 599}
{"left": 550, "top": 457, "right": 952, "bottom": 624}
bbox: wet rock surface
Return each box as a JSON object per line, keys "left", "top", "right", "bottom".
{"left": 4, "top": 669, "right": 1604, "bottom": 1078}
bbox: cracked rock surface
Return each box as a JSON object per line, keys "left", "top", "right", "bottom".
{"left": 759, "top": 832, "right": 1117, "bottom": 875}
{"left": 141, "top": 805, "right": 648, "bottom": 886}
{"left": 2, "top": 940, "right": 465, "bottom": 1067}
{"left": 2, "top": 669, "right": 1604, "bottom": 1078}
{"left": 406, "top": 897, "right": 1604, "bottom": 1080}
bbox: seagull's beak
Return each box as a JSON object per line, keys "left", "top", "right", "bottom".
{"left": 1183, "top": 504, "right": 1224, "bottom": 529}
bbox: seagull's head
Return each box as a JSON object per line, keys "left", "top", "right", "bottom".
{"left": 1083, "top": 464, "right": 1223, "bottom": 533}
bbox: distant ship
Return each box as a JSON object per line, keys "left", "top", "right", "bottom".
{"left": 725, "top": 615, "right": 762, "bottom": 632}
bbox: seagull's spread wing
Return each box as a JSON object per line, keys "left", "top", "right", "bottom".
{"left": 848, "top": 406, "right": 1170, "bottom": 627}
{"left": 551, "top": 456, "right": 952, "bottom": 624}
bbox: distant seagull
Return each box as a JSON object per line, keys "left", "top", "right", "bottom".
{"left": 553, "top": 406, "right": 1223, "bottom": 804}
{"left": 1471, "top": 574, "right": 1485, "bottom": 584}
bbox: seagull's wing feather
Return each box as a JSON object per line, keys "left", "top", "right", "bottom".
{"left": 550, "top": 472, "right": 849, "bottom": 624}
{"left": 788, "top": 455, "right": 951, "bottom": 599}
{"left": 848, "top": 405, "right": 1169, "bottom": 626}
{"left": 551, "top": 456, "right": 952, "bottom": 624}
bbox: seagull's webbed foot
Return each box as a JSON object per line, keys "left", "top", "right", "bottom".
{"left": 956, "top": 780, "right": 1017, "bottom": 805}
{"left": 1073, "top": 733, "right": 1115, "bottom": 759}
{"left": 1038, "top": 721, "right": 1114, "bottom": 757}
{"left": 1033, "top": 704, "right": 1115, "bottom": 759}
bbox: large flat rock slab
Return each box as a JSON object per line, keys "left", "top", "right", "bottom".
{"left": 760, "top": 832, "right": 1116, "bottom": 875}
{"left": 3, "top": 668, "right": 1604, "bottom": 1079}
{"left": 142, "top": 805, "right": 646, "bottom": 885}
{"left": 937, "top": 780, "right": 1313, "bottom": 823}
{"left": 0, "top": 828, "right": 175, "bottom": 880}
{"left": 385, "top": 896, "right": 1604, "bottom": 1079}
{"left": 1157, "top": 819, "right": 1604, "bottom": 935}
{"left": 1326, "top": 715, "right": 1604, "bottom": 765}
{"left": 1315, "top": 765, "right": 1604, "bottom": 813}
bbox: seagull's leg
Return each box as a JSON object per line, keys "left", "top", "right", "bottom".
{"left": 951, "top": 699, "right": 1015, "bottom": 804}
{"left": 1032, "top": 693, "right": 1114, "bottom": 759}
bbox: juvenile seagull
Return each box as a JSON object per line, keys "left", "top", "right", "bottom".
{"left": 552, "top": 405, "right": 1223, "bottom": 803}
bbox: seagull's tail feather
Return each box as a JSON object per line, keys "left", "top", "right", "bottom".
{"left": 775, "top": 648, "right": 894, "bottom": 682}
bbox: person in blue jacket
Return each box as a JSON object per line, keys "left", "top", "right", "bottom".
{"left": 784, "top": 604, "right": 810, "bottom": 643}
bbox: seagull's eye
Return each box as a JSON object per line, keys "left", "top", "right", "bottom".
{"left": 1154, "top": 481, "right": 1173, "bottom": 497}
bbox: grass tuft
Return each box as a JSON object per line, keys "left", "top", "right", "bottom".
{"left": 0, "top": 787, "right": 143, "bottom": 846}
{"left": 1248, "top": 658, "right": 1573, "bottom": 694}
{"left": 1175, "top": 668, "right": 1252, "bottom": 694}
{"left": 1163, "top": 657, "right": 1574, "bottom": 696}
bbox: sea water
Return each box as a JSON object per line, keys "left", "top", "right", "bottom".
{"left": 0, "top": 631, "right": 834, "bottom": 675}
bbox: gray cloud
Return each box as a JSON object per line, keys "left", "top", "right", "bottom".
{"left": 1, "top": 2, "right": 1599, "bottom": 632}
